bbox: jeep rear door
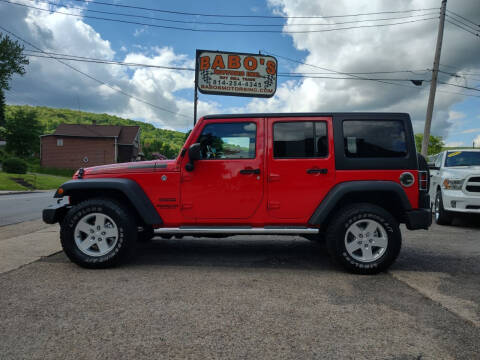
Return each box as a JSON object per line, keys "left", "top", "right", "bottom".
{"left": 180, "top": 118, "right": 264, "bottom": 221}
{"left": 266, "top": 116, "right": 335, "bottom": 220}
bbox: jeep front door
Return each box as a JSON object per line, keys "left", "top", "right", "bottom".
{"left": 181, "top": 119, "right": 264, "bottom": 221}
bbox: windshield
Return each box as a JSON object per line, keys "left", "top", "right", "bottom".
{"left": 445, "top": 151, "right": 480, "bottom": 167}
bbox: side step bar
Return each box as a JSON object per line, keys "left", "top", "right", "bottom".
{"left": 154, "top": 226, "right": 319, "bottom": 235}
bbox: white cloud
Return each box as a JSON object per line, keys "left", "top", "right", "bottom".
{"left": 449, "top": 111, "right": 465, "bottom": 120}
{"left": 0, "top": 1, "right": 219, "bottom": 130}
{"left": 445, "top": 141, "right": 464, "bottom": 148}
{"left": 461, "top": 128, "right": 480, "bottom": 134}
{"left": 475, "top": 135, "right": 480, "bottom": 148}
{"left": 252, "top": 0, "right": 480, "bottom": 138}
{"left": 2, "top": 0, "right": 480, "bottom": 136}
{"left": 133, "top": 27, "right": 146, "bottom": 37}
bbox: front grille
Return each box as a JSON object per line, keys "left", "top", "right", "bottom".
{"left": 466, "top": 176, "right": 480, "bottom": 193}
{"left": 466, "top": 205, "right": 480, "bottom": 210}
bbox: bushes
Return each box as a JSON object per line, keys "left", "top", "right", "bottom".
{"left": 2, "top": 157, "right": 27, "bottom": 174}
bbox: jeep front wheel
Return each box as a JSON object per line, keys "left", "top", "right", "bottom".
{"left": 60, "top": 198, "right": 137, "bottom": 268}
{"left": 326, "top": 204, "right": 402, "bottom": 275}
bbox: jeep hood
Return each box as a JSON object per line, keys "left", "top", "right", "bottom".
{"left": 75, "top": 160, "right": 178, "bottom": 177}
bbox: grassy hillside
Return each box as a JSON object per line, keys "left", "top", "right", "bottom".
{"left": 5, "top": 105, "right": 187, "bottom": 159}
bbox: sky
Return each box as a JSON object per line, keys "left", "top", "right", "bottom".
{"left": 1, "top": 0, "right": 479, "bottom": 147}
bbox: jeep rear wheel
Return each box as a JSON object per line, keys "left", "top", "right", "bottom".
{"left": 326, "top": 204, "right": 401, "bottom": 275}
{"left": 434, "top": 191, "right": 452, "bottom": 225}
{"left": 60, "top": 198, "right": 137, "bottom": 268}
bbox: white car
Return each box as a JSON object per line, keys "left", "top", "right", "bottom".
{"left": 428, "top": 149, "right": 480, "bottom": 225}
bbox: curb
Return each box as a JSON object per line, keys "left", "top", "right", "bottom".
{"left": 0, "top": 191, "right": 39, "bottom": 196}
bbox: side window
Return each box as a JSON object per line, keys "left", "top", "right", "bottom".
{"left": 273, "top": 121, "right": 328, "bottom": 158}
{"left": 197, "top": 122, "right": 256, "bottom": 159}
{"left": 343, "top": 120, "right": 407, "bottom": 158}
{"left": 435, "top": 153, "right": 443, "bottom": 168}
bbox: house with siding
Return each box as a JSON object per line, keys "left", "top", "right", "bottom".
{"left": 40, "top": 123, "right": 141, "bottom": 169}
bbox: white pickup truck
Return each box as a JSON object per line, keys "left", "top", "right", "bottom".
{"left": 428, "top": 149, "right": 480, "bottom": 225}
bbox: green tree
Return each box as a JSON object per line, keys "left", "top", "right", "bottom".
{"left": 0, "top": 90, "right": 5, "bottom": 128}
{"left": 0, "top": 34, "right": 29, "bottom": 90}
{"left": 5, "top": 108, "right": 42, "bottom": 157}
{"left": 0, "top": 34, "right": 29, "bottom": 126}
{"left": 415, "top": 134, "right": 444, "bottom": 155}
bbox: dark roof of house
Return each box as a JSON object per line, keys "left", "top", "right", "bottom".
{"left": 49, "top": 123, "right": 140, "bottom": 144}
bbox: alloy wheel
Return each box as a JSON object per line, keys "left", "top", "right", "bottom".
{"left": 74, "top": 213, "right": 119, "bottom": 257}
{"left": 344, "top": 219, "right": 388, "bottom": 263}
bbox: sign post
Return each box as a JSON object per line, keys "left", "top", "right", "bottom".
{"left": 193, "top": 50, "right": 277, "bottom": 125}
{"left": 193, "top": 52, "right": 199, "bottom": 125}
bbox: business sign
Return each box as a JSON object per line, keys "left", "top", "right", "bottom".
{"left": 195, "top": 50, "right": 277, "bottom": 98}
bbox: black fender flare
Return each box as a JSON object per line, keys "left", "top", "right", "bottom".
{"left": 308, "top": 181, "right": 412, "bottom": 226}
{"left": 55, "top": 178, "right": 163, "bottom": 225}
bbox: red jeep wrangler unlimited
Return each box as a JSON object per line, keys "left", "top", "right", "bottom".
{"left": 43, "top": 113, "right": 431, "bottom": 274}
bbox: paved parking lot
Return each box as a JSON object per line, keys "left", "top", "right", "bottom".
{"left": 0, "top": 218, "right": 479, "bottom": 359}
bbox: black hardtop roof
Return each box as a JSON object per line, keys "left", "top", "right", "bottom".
{"left": 203, "top": 112, "right": 410, "bottom": 120}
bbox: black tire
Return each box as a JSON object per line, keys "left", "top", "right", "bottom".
{"left": 138, "top": 225, "right": 155, "bottom": 242}
{"left": 326, "top": 203, "right": 402, "bottom": 275}
{"left": 434, "top": 190, "right": 452, "bottom": 225}
{"left": 60, "top": 198, "right": 137, "bottom": 268}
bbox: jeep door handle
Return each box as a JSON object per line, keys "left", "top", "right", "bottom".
{"left": 240, "top": 168, "right": 260, "bottom": 175}
{"left": 306, "top": 168, "right": 328, "bottom": 174}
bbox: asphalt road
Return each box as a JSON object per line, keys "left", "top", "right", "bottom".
{"left": 0, "top": 191, "right": 56, "bottom": 226}
{"left": 0, "top": 218, "right": 479, "bottom": 359}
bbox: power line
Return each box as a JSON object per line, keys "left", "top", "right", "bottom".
{"left": 278, "top": 74, "right": 427, "bottom": 81}
{"left": 26, "top": 53, "right": 430, "bottom": 81}
{"left": 67, "top": 0, "right": 438, "bottom": 20}
{"left": 23, "top": 49, "right": 480, "bottom": 96}
{"left": 445, "top": 14, "right": 479, "bottom": 32}
{"left": 0, "top": 26, "right": 191, "bottom": 118}
{"left": 440, "top": 63, "right": 480, "bottom": 74}
{"left": 262, "top": 50, "right": 424, "bottom": 89}
{"left": 437, "top": 80, "right": 480, "bottom": 92}
{"left": 446, "top": 10, "right": 479, "bottom": 28}
{"left": 25, "top": 49, "right": 431, "bottom": 76}
{"left": 280, "top": 69, "right": 430, "bottom": 75}
{"left": 23, "top": 0, "right": 439, "bottom": 28}
{"left": 265, "top": 50, "right": 480, "bottom": 97}
{"left": 24, "top": 50, "right": 196, "bottom": 71}
{"left": 445, "top": 18, "right": 480, "bottom": 38}
{"left": 438, "top": 69, "right": 480, "bottom": 82}
{"left": 1, "top": 0, "right": 439, "bottom": 34}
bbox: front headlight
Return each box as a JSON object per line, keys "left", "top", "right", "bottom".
{"left": 443, "top": 178, "right": 464, "bottom": 190}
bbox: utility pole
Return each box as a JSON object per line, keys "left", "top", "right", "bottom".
{"left": 421, "top": 0, "right": 447, "bottom": 156}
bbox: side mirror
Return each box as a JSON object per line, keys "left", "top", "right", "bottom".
{"left": 189, "top": 143, "right": 201, "bottom": 161}
{"left": 185, "top": 143, "right": 201, "bottom": 172}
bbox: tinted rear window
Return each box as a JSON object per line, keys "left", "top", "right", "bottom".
{"left": 273, "top": 121, "right": 328, "bottom": 158}
{"left": 343, "top": 120, "right": 407, "bottom": 158}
